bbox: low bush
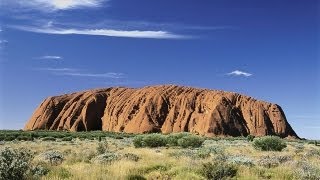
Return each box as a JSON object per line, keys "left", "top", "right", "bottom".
{"left": 199, "top": 161, "right": 237, "bottom": 180}
{"left": 304, "top": 148, "right": 320, "bottom": 158}
{"left": 294, "top": 161, "right": 320, "bottom": 180}
{"left": 3, "top": 136, "right": 16, "bottom": 141}
{"left": 133, "top": 136, "right": 144, "bottom": 148}
{"left": 42, "top": 137, "right": 56, "bottom": 141}
{"left": 31, "top": 164, "right": 50, "bottom": 177}
{"left": 253, "top": 136, "right": 287, "bottom": 151}
{"left": 133, "top": 133, "right": 204, "bottom": 148}
{"left": 41, "top": 150, "right": 64, "bottom": 165}
{"left": 228, "top": 155, "right": 254, "bottom": 166}
{"left": 177, "top": 135, "right": 204, "bottom": 148}
{"left": 294, "top": 144, "right": 305, "bottom": 154}
{"left": 133, "top": 134, "right": 166, "bottom": 148}
{"left": 142, "top": 134, "right": 167, "bottom": 147}
{"left": 0, "top": 147, "right": 33, "bottom": 180}
{"left": 91, "top": 152, "right": 119, "bottom": 164}
{"left": 257, "top": 154, "right": 292, "bottom": 168}
{"left": 166, "top": 133, "right": 190, "bottom": 146}
{"left": 196, "top": 148, "right": 211, "bottom": 159}
{"left": 61, "top": 137, "right": 72, "bottom": 141}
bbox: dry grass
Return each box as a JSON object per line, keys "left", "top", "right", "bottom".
{"left": 1, "top": 137, "right": 320, "bottom": 180}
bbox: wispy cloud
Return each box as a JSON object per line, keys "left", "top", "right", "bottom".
{"left": 0, "top": 40, "right": 8, "bottom": 44}
{"left": 58, "top": 72, "right": 124, "bottom": 78}
{"left": 37, "top": 55, "right": 63, "bottom": 60}
{"left": 3, "top": 0, "right": 107, "bottom": 11}
{"left": 35, "top": 67, "right": 76, "bottom": 71}
{"left": 10, "top": 25, "right": 187, "bottom": 39}
{"left": 227, "top": 70, "right": 252, "bottom": 77}
{"left": 34, "top": 67, "right": 124, "bottom": 79}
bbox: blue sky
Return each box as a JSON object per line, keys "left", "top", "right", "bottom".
{"left": 0, "top": 0, "right": 319, "bottom": 139}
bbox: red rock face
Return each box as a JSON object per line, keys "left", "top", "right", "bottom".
{"left": 24, "top": 85, "right": 298, "bottom": 138}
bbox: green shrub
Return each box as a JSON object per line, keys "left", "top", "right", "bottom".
{"left": 31, "top": 164, "right": 50, "bottom": 177}
{"left": 61, "top": 137, "right": 72, "bottom": 141}
{"left": 133, "top": 136, "right": 144, "bottom": 148}
{"left": 42, "top": 137, "right": 56, "bottom": 141}
{"left": 3, "top": 136, "right": 16, "bottom": 141}
{"left": 200, "top": 161, "right": 237, "bottom": 179}
{"left": 253, "top": 136, "right": 287, "bottom": 151}
{"left": 133, "top": 134, "right": 166, "bottom": 148}
{"left": 246, "top": 135, "right": 255, "bottom": 142}
{"left": 143, "top": 134, "right": 166, "bottom": 147}
{"left": 166, "top": 133, "right": 190, "bottom": 146}
{"left": 0, "top": 147, "right": 33, "bottom": 180}
{"left": 29, "top": 133, "right": 34, "bottom": 141}
{"left": 177, "top": 135, "right": 204, "bottom": 148}
{"left": 196, "top": 148, "right": 211, "bottom": 159}
{"left": 133, "top": 133, "right": 204, "bottom": 148}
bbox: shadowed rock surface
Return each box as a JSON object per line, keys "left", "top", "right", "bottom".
{"left": 24, "top": 85, "right": 298, "bottom": 138}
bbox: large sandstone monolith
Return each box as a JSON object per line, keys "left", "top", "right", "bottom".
{"left": 24, "top": 85, "right": 298, "bottom": 138}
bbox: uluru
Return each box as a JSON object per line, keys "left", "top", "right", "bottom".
{"left": 24, "top": 85, "right": 298, "bottom": 138}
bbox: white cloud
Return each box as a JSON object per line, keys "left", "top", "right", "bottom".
{"left": 4, "top": 0, "right": 106, "bottom": 11}
{"left": 59, "top": 72, "right": 124, "bottom": 78}
{"left": 35, "top": 67, "right": 76, "bottom": 71}
{"left": 10, "top": 25, "right": 187, "bottom": 39}
{"left": 227, "top": 70, "right": 252, "bottom": 77}
{"left": 34, "top": 67, "right": 124, "bottom": 78}
{"left": 38, "top": 55, "right": 63, "bottom": 60}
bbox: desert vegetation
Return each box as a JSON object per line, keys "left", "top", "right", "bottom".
{"left": 0, "top": 130, "right": 319, "bottom": 180}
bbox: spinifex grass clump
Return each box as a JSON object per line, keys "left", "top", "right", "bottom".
{"left": 253, "top": 136, "right": 287, "bottom": 151}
